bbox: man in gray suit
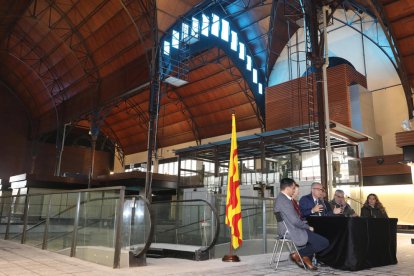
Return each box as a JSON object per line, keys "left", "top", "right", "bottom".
{"left": 274, "top": 178, "right": 329, "bottom": 271}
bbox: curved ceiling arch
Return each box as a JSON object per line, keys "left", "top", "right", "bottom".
{"left": 100, "top": 47, "right": 263, "bottom": 155}
{"left": 1, "top": 0, "right": 414, "bottom": 159}
{"left": 42, "top": 0, "right": 102, "bottom": 82}
{"left": 0, "top": 51, "right": 55, "bottom": 118}
{"left": 6, "top": 28, "right": 67, "bottom": 105}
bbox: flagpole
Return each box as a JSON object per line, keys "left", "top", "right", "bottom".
{"left": 222, "top": 226, "right": 240, "bottom": 262}
{"left": 221, "top": 228, "right": 240, "bottom": 262}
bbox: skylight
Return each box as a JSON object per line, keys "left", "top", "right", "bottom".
{"left": 246, "top": 55, "right": 252, "bottom": 71}
{"left": 221, "top": 19, "right": 229, "bottom": 41}
{"left": 172, "top": 30, "right": 179, "bottom": 49}
{"left": 191, "top": 17, "right": 199, "bottom": 39}
{"left": 182, "top": 23, "right": 189, "bottom": 42}
{"left": 163, "top": 41, "right": 170, "bottom": 55}
{"left": 201, "top": 14, "right": 209, "bottom": 37}
{"left": 239, "top": 42, "right": 245, "bottom": 60}
{"left": 211, "top": 14, "right": 220, "bottom": 37}
{"left": 253, "top": 69, "right": 258, "bottom": 84}
{"left": 231, "top": 31, "right": 238, "bottom": 51}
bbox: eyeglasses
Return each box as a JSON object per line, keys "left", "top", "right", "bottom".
{"left": 335, "top": 195, "right": 344, "bottom": 198}
{"left": 312, "top": 188, "right": 323, "bottom": 191}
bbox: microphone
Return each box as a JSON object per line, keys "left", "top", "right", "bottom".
{"left": 346, "top": 195, "right": 363, "bottom": 205}
{"left": 316, "top": 199, "right": 323, "bottom": 216}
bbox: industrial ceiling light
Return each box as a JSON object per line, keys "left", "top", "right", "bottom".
{"left": 164, "top": 76, "right": 188, "bottom": 87}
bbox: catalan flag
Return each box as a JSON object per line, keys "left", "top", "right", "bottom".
{"left": 225, "top": 114, "right": 243, "bottom": 249}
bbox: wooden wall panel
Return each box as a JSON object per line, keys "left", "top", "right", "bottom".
{"left": 361, "top": 154, "right": 410, "bottom": 176}
{"left": 0, "top": 87, "right": 31, "bottom": 179}
{"left": 33, "top": 143, "right": 112, "bottom": 177}
{"left": 266, "top": 64, "right": 367, "bottom": 131}
{"left": 396, "top": 130, "right": 414, "bottom": 147}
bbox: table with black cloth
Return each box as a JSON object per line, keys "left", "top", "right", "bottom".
{"left": 307, "top": 216, "right": 398, "bottom": 271}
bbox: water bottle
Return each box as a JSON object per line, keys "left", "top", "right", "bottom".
{"left": 312, "top": 254, "right": 318, "bottom": 266}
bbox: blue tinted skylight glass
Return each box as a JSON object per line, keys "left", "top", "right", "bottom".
{"left": 201, "top": 14, "right": 209, "bottom": 37}
{"left": 211, "top": 14, "right": 220, "bottom": 37}
{"left": 182, "top": 23, "right": 189, "bottom": 42}
{"left": 231, "top": 31, "right": 237, "bottom": 51}
{"left": 191, "top": 17, "right": 199, "bottom": 39}
{"left": 246, "top": 55, "right": 252, "bottom": 71}
{"left": 163, "top": 41, "right": 170, "bottom": 55}
{"left": 172, "top": 30, "right": 179, "bottom": 49}
{"left": 239, "top": 42, "right": 245, "bottom": 60}
{"left": 221, "top": 19, "right": 229, "bottom": 41}
{"left": 258, "top": 83, "right": 263, "bottom": 94}
{"left": 253, "top": 69, "right": 258, "bottom": 84}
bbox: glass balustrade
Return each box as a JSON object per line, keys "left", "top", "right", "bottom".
{"left": 0, "top": 187, "right": 153, "bottom": 268}
{"left": 0, "top": 186, "right": 277, "bottom": 265}
{"left": 214, "top": 194, "right": 276, "bottom": 256}
{"left": 122, "top": 196, "right": 153, "bottom": 258}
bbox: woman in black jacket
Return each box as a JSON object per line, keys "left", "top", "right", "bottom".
{"left": 360, "top": 193, "right": 388, "bottom": 218}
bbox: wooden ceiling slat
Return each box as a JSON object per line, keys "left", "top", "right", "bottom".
{"left": 383, "top": 0, "right": 414, "bottom": 23}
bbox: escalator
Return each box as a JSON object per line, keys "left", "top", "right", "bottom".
{"left": 146, "top": 199, "right": 220, "bottom": 261}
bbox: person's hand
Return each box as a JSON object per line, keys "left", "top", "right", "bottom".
{"left": 312, "top": 204, "right": 323, "bottom": 213}
{"left": 309, "top": 226, "right": 314, "bottom": 232}
{"left": 333, "top": 206, "right": 342, "bottom": 214}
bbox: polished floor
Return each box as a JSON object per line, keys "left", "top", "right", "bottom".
{"left": 0, "top": 234, "right": 412, "bottom": 275}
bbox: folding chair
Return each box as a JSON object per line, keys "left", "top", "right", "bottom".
{"left": 269, "top": 211, "right": 306, "bottom": 270}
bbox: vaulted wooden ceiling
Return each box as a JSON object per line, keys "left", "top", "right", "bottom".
{"left": 380, "top": 0, "right": 414, "bottom": 110}
{"left": 0, "top": 0, "right": 413, "bottom": 157}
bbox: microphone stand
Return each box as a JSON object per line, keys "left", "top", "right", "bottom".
{"left": 346, "top": 195, "right": 363, "bottom": 205}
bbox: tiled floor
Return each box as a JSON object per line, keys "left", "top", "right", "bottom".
{"left": 0, "top": 234, "right": 413, "bottom": 275}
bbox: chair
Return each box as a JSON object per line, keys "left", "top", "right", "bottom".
{"left": 269, "top": 211, "right": 306, "bottom": 270}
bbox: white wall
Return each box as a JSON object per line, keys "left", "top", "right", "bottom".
{"left": 361, "top": 185, "right": 414, "bottom": 225}
{"left": 372, "top": 85, "right": 406, "bottom": 155}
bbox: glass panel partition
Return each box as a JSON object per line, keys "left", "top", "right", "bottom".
{"left": 122, "top": 196, "right": 153, "bottom": 257}
{"left": 74, "top": 191, "right": 121, "bottom": 266}
{"left": 0, "top": 196, "right": 12, "bottom": 239}
{"left": 215, "top": 194, "right": 276, "bottom": 256}
{"left": 0, "top": 187, "right": 154, "bottom": 268}
{"left": 24, "top": 194, "right": 48, "bottom": 247}
{"left": 7, "top": 194, "right": 27, "bottom": 242}
{"left": 46, "top": 192, "right": 79, "bottom": 252}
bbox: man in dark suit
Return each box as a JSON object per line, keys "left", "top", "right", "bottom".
{"left": 299, "top": 182, "right": 340, "bottom": 218}
{"left": 274, "top": 178, "right": 329, "bottom": 271}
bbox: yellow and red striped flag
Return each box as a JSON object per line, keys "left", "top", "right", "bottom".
{"left": 225, "top": 114, "right": 243, "bottom": 249}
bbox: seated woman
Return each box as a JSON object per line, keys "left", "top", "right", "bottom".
{"left": 360, "top": 194, "right": 388, "bottom": 218}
